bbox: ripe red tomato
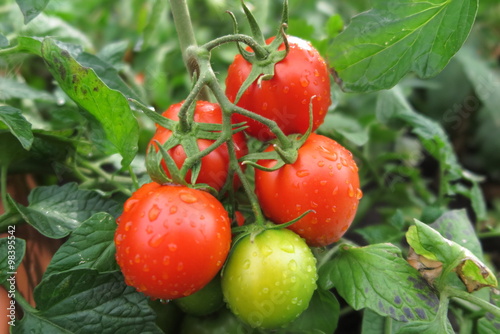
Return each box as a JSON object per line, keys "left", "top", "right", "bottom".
{"left": 254, "top": 133, "right": 362, "bottom": 247}
{"left": 226, "top": 36, "right": 331, "bottom": 141}
{"left": 114, "top": 182, "right": 232, "bottom": 300}
{"left": 221, "top": 228, "right": 317, "bottom": 329}
{"left": 148, "top": 101, "right": 248, "bottom": 191}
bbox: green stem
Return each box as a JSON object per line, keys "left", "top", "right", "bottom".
{"left": 384, "top": 316, "right": 393, "bottom": 334}
{"left": 177, "top": 72, "right": 209, "bottom": 132}
{"left": 445, "top": 287, "right": 500, "bottom": 318}
{"left": 1, "top": 164, "right": 9, "bottom": 213}
{"left": 478, "top": 230, "right": 500, "bottom": 239}
{"left": 0, "top": 212, "right": 24, "bottom": 233}
{"left": 201, "top": 34, "right": 267, "bottom": 57}
{"left": 169, "top": 0, "right": 209, "bottom": 101}
{"left": 77, "top": 158, "right": 132, "bottom": 196}
{"left": 128, "top": 165, "right": 139, "bottom": 191}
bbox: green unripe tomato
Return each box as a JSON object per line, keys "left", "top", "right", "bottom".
{"left": 174, "top": 274, "right": 224, "bottom": 316}
{"left": 221, "top": 228, "right": 317, "bottom": 329}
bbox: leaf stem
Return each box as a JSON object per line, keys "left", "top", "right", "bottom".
{"left": 445, "top": 287, "right": 500, "bottom": 318}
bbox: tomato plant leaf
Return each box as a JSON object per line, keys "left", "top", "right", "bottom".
{"left": 7, "top": 183, "right": 121, "bottom": 239}
{"left": 43, "top": 213, "right": 118, "bottom": 278}
{"left": 0, "top": 77, "right": 56, "bottom": 102}
{"left": 429, "top": 209, "right": 484, "bottom": 260}
{"left": 278, "top": 289, "right": 340, "bottom": 334}
{"left": 329, "top": 0, "right": 479, "bottom": 92}
{"left": 14, "top": 270, "right": 163, "bottom": 333}
{"left": 318, "top": 243, "right": 439, "bottom": 322}
{"left": 0, "top": 106, "right": 34, "bottom": 151}
{"left": 361, "top": 309, "right": 406, "bottom": 334}
{"left": 319, "top": 113, "right": 369, "bottom": 146}
{"left": 0, "top": 237, "right": 26, "bottom": 283}
{"left": 15, "top": 0, "right": 50, "bottom": 24}
{"left": 41, "top": 38, "right": 139, "bottom": 167}
{"left": 406, "top": 220, "right": 498, "bottom": 292}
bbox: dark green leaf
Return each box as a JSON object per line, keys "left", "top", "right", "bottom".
{"left": 356, "top": 224, "right": 404, "bottom": 244}
{"left": 14, "top": 270, "right": 162, "bottom": 334}
{"left": 15, "top": 0, "right": 50, "bottom": 24}
{"left": 8, "top": 183, "right": 121, "bottom": 239}
{"left": 330, "top": 0, "right": 478, "bottom": 92}
{"left": 318, "top": 243, "right": 439, "bottom": 322}
{"left": 41, "top": 38, "right": 139, "bottom": 167}
{"left": 0, "top": 106, "right": 34, "bottom": 151}
{"left": 278, "top": 289, "right": 340, "bottom": 334}
{"left": 43, "top": 213, "right": 118, "bottom": 278}
{"left": 361, "top": 309, "right": 406, "bottom": 334}
{"left": 396, "top": 311, "right": 454, "bottom": 334}
{"left": 0, "top": 237, "right": 26, "bottom": 282}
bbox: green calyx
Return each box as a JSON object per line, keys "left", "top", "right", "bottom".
{"left": 231, "top": 0, "right": 290, "bottom": 104}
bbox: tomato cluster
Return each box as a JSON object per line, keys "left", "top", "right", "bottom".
{"left": 114, "top": 33, "right": 361, "bottom": 331}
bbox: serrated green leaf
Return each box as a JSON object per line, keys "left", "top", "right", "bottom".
{"left": 318, "top": 243, "right": 439, "bottom": 322}
{"left": 8, "top": 183, "right": 121, "bottom": 239}
{"left": 396, "top": 313, "right": 454, "bottom": 334}
{"left": 0, "top": 237, "right": 26, "bottom": 282}
{"left": 0, "top": 106, "right": 34, "bottom": 151}
{"left": 14, "top": 270, "right": 162, "bottom": 334}
{"left": 41, "top": 38, "right": 139, "bottom": 167}
{"left": 330, "top": 0, "right": 478, "bottom": 92}
{"left": 15, "top": 0, "right": 50, "bottom": 24}
{"left": 43, "top": 213, "right": 118, "bottom": 278}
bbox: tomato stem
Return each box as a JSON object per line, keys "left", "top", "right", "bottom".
{"left": 169, "top": 0, "right": 210, "bottom": 101}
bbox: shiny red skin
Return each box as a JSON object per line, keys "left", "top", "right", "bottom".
{"left": 254, "top": 134, "right": 362, "bottom": 247}
{"left": 148, "top": 101, "right": 248, "bottom": 191}
{"left": 226, "top": 36, "right": 331, "bottom": 141}
{"left": 114, "top": 183, "right": 231, "bottom": 300}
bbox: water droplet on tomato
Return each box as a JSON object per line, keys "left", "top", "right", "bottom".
{"left": 148, "top": 233, "right": 166, "bottom": 248}
{"left": 179, "top": 192, "right": 198, "bottom": 204}
{"left": 288, "top": 259, "right": 298, "bottom": 271}
{"left": 168, "top": 243, "right": 177, "bottom": 252}
{"left": 332, "top": 186, "right": 338, "bottom": 195}
{"left": 162, "top": 256, "right": 170, "bottom": 265}
{"left": 348, "top": 184, "right": 355, "bottom": 198}
{"left": 190, "top": 220, "right": 196, "bottom": 228}
{"left": 356, "top": 188, "right": 363, "bottom": 199}
{"left": 341, "top": 224, "right": 348, "bottom": 232}
{"left": 124, "top": 221, "right": 133, "bottom": 232}
{"left": 148, "top": 204, "right": 161, "bottom": 221}
{"left": 146, "top": 225, "right": 153, "bottom": 234}
{"left": 115, "top": 233, "right": 125, "bottom": 245}
{"left": 340, "top": 157, "right": 348, "bottom": 167}
{"left": 337, "top": 163, "right": 343, "bottom": 170}
{"left": 243, "top": 259, "right": 251, "bottom": 269}
{"left": 317, "top": 160, "right": 325, "bottom": 167}
{"left": 169, "top": 205, "right": 177, "bottom": 214}
{"left": 280, "top": 242, "right": 295, "bottom": 254}
{"left": 310, "top": 201, "right": 319, "bottom": 209}
{"left": 262, "top": 102, "right": 268, "bottom": 111}
{"left": 124, "top": 199, "right": 139, "bottom": 213}
{"left": 134, "top": 254, "right": 141, "bottom": 263}
{"left": 296, "top": 170, "right": 310, "bottom": 177}
{"left": 177, "top": 262, "right": 184, "bottom": 271}
{"left": 262, "top": 245, "right": 273, "bottom": 257}
{"left": 143, "top": 264, "right": 150, "bottom": 272}
{"left": 314, "top": 69, "right": 320, "bottom": 77}
{"left": 320, "top": 180, "right": 327, "bottom": 186}
{"left": 332, "top": 205, "right": 337, "bottom": 212}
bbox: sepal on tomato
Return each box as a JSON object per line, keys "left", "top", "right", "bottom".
{"left": 231, "top": 0, "right": 290, "bottom": 104}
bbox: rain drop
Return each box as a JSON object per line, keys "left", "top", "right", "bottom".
{"left": 169, "top": 206, "right": 178, "bottom": 214}
{"left": 124, "top": 221, "right": 133, "bottom": 232}
{"left": 332, "top": 186, "right": 339, "bottom": 195}
{"left": 356, "top": 188, "right": 363, "bottom": 200}
{"left": 177, "top": 262, "right": 184, "bottom": 271}
{"left": 124, "top": 199, "right": 139, "bottom": 213}
{"left": 280, "top": 242, "right": 295, "bottom": 254}
{"left": 348, "top": 184, "right": 355, "bottom": 198}
{"left": 288, "top": 259, "right": 298, "bottom": 271}
{"left": 296, "top": 170, "right": 310, "bottom": 178}
{"left": 168, "top": 243, "right": 178, "bottom": 252}
{"left": 179, "top": 192, "right": 198, "bottom": 204}
{"left": 340, "top": 157, "right": 348, "bottom": 167}
{"left": 317, "top": 160, "right": 325, "bottom": 167}
{"left": 320, "top": 180, "right": 327, "bottom": 186}
{"left": 300, "top": 77, "right": 309, "bottom": 87}
{"left": 283, "top": 86, "right": 290, "bottom": 93}
{"left": 243, "top": 259, "right": 251, "bottom": 269}
{"left": 134, "top": 254, "right": 141, "bottom": 264}
{"left": 148, "top": 204, "right": 161, "bottom": 222}
{"left": 148, "top": 234, "right": 166, "bottom": 248}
